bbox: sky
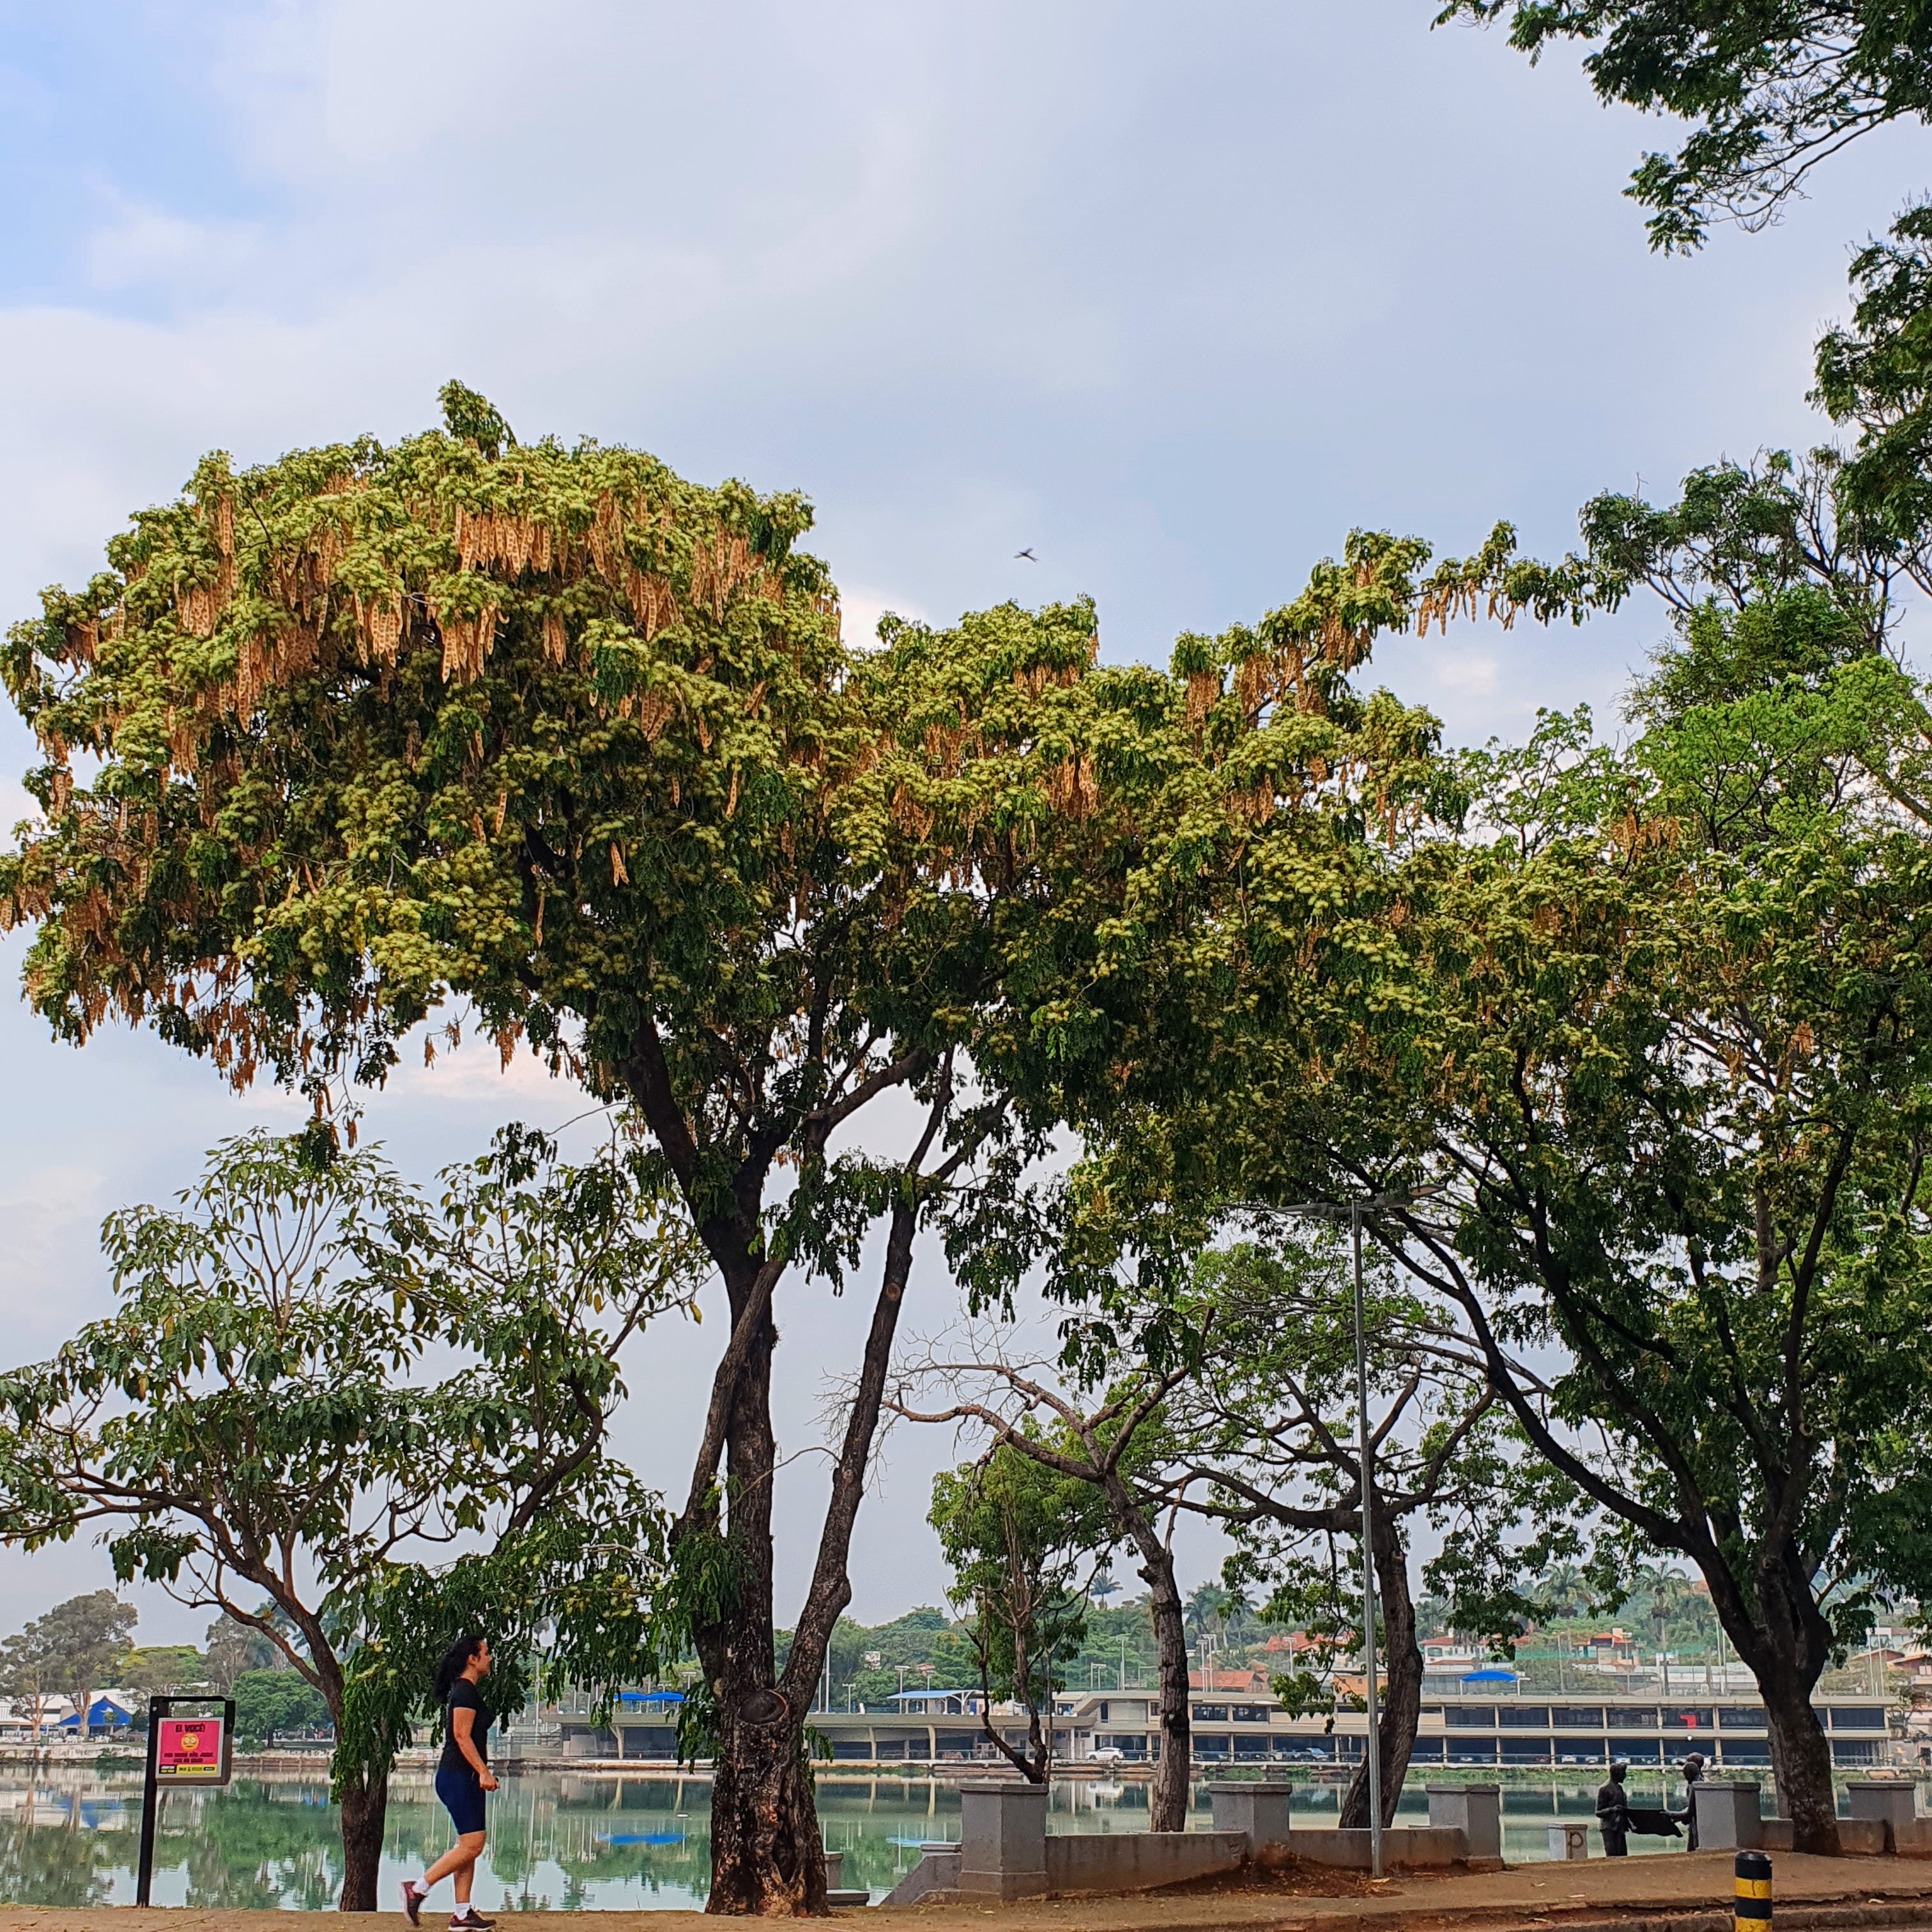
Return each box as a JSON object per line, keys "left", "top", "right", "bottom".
{"left": 0, "top": 0, "right": 1927, "bottom": 1650}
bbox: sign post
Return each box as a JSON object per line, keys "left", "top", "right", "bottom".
{"left": 135, "top": 1695, "right": 235, "bottom": 1907}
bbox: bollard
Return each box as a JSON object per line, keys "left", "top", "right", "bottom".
{"left": 1735, "top": 1850, "right": 1772, "bottom": 1932}
{"left": 1547, "top": 1823, "right": 1590, "bottom": 1861}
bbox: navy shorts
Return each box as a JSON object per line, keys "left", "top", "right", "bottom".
{"left": 435, "top": 1765, "right": 487, "bottom": 1836}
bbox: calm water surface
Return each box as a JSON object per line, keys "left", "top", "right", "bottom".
{"left": 0, "top": 1764, "right": 1832, "bottom": 1910}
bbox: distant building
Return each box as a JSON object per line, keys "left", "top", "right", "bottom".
{"left": 58, "top": 1694, "right": 136, "bottom": 1736}
{"left": 549, "top": 1685, "right": 1894, "bottom": 1769}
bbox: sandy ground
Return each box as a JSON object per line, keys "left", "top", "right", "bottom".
{"left": 7, "top": 1852, "right": 1932, "bottom": 1932}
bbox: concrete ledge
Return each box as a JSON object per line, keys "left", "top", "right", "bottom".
{"left": 1741, "top": 1819, "right": 1887, "bottom": 1855}
{"left": 879, "top": 1845, "right": 960, "bottom": 1906}
{"left": 1269, "top": 1825, "right": 1472, "bottom": 1871}
{"left": 1894, "top": 1818, "right": 1932, "bottom": 1857}
{"left": 1045, "top": 1830, "right": 1248, "bottom": 1894}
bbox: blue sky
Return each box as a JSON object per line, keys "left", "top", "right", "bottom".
{"left": 0, "top": 0, "right": 1926, "bottom": 1646}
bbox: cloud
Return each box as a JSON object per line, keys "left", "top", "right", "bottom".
{"left": 1436, "top": 652, "right": 1500, "bottom": 695}
{"left": 0, "top": 1163, "right": 111, "bottom": 1351}
{"left": 84, "top": 201, "right": 266, "bottom": 297}
{"left": 840, "top": 584, "right": 928, "bottom": 648}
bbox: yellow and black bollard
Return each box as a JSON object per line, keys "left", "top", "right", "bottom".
{"left": 1735, "top": 1850, "right": 1772, "bottom": 1932}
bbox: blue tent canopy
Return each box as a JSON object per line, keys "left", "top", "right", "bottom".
{"left": 1460, "top": 1667, "right": 1518, "bottom": 1682}
{"left": 615, "top": 1690, "right": 685, "bottom": 1704}
{"left": 58, "top": 1697, "right": 133, "bottom": 1729}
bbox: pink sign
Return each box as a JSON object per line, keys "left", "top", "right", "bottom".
{"left": 156, "top": 1715, "right": 226, "bottom": 1781}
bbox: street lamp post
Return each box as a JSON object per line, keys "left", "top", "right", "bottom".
{"left": 1231, "top": 1186, "right": 1437, "bottom": 1883}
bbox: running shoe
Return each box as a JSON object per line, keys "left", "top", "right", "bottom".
{"left": 448, "top": 1912, "right": 495, "bottom": 1930}
{"left": 399, "top": 1880, "right": 425, "bottom": 1926}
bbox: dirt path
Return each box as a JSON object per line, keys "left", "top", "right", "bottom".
{"left": 7, "top": 1851, "right": 1932, "bottom": 1932}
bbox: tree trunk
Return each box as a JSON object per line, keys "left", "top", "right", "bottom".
{"left": 1762, "top": 1662, "right": 1840, "bottom": 1855}
{"left": 638, "top": 1034, "right": 949, "bottom": 1914}
{"left": 1130, "top": 1521, "right": 1192, "bottom": 1834}
{"left": 337, "top": 1769, "right": 389, "bottom": 1912}
{"left": 1339, "top": 1513, "right": 1420, "bottom": 1831}
{"left": 693, "top": 1287, "right": 827, "bottom": 1915}
{"left": 705, "top": 1696, "right": 824, "bottom": 1915}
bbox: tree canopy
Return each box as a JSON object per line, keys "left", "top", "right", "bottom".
{"left": 1436, "top": 1, "right": 1932, "bottom": 250}
{"left": 1053, "top": 443, "right": 1932, "bottom": 1851}
{"left": 0, "top": 1123, "right": 696, "bottom": 1907}
{"left": 1170, "top": 1239, "right": 1570, "bottom": 1827}
{"left": 928, "top": 1442, "right": 1114, "bottom": 1782}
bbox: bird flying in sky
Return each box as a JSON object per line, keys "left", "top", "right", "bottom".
{"left": 1015, "top": 547, "right": 1036, "bottom": 561}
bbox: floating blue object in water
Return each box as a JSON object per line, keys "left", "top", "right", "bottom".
{"left": 602, "top": 1831, "right": 686, "bottom": 1846}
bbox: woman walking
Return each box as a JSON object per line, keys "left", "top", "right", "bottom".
{"left": 401, "top": 1634, "right": 498, "bottom": 1930}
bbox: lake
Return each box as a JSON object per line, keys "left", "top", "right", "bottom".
{"left": 0, "top": 1763, "right": 1797, "bottom": 1910}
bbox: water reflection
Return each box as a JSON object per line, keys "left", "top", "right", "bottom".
{"left": 0, "top": 1767, "right": 1904, "bottom": 1909}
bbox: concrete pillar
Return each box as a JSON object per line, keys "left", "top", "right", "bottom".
{"left": 1206, "top": 1781, "right": 1292, "bottom": 1848}
{"left": 1691, "top": 1780, "right": 1764, "bottom": 1850}
{"left": 1547, "top": 1823, "right": 1590, "bottom": 1860}
{"left": 1428, "top": 1784, "right": 1502, "bottom": 1860}
{"left": 958, "top": 1780, "right": 1049, "bottom": 1901}
{"left": 1846, "top": 1780, "right": 1916, "bottom": 1846}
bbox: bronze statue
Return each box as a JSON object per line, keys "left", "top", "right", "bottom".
{"left": 1597, "top": 1759, "right": 1631, "bottom": 1857}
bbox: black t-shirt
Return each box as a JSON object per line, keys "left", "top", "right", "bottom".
{"left": 440, "top": 1679, "right": 490, "bottom": 1776}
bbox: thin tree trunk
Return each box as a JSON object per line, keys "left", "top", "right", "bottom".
{"left": 966, "top": 1615, "right": 1043, "bottom": 1777}
{"left": 337, "top": 1769, "right": 388, "bottom": 1912}
{"left": 746, "top": 1105, "right": 952, "bottom": 1908}
{"left": 1128, "top": 1521, "right": 1192, "bottom": 1833}
{"left": 1340, "top": 1514, "right": 1420, "bottom": 1831}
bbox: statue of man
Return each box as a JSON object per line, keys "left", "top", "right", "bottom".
{"left": 1679, "top": 1752, "right": 1706, "bottom": 1851}
{"left": 1596, "top": 1758, "right": 1631, "bottom": 1857}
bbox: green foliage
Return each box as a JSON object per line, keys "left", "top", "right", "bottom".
{"left": 1435, "top": 1, "right": 1932, "bottom": 251}
{"left": 204, "top": 1613, "right": 284, "bottom": 1692}
{"left": 122, "top": 1645, "right": 206, "bottom": 1699}
{"left": 232, "top": 1667, "right": 332, "bottom": 1743}
{"left": 1156, "top": 1237, "right": 1586, "bottom": 1719}
{"left": 0, "top": 1615, "right": 63, "bottom": 1731}
{"left": 1023, "top": 420, "right": 1932, "bottom": 1845}
{"left": 928, "top": 1443, "right": 1114, "bottom": 1774}
{"left": 0, "top": 1121, "right": 698, "bottom": 1889}
{"left": 0, "top": 1593, "right": 141, "bottom": 1735}
{"left": 0, "top": 382, "right": 1566, "bottom": 1902}
{"left": 1208, "top": 581, "right": 1932, "bottom": 1655}
{"left": 0, "top": 392, "right": 842, "bottom": 1104}
{"left": 438, "top": 379, "right": 517, "bottom": 458}
{"left": 1814, "top": 204, "right": 1932, "bottom": 563}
